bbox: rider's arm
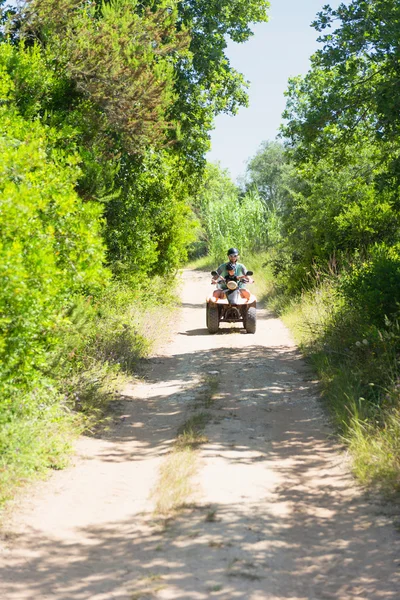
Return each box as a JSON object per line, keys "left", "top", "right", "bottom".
{"left": 236, "top": 263, "right": 247, "bottom": 278}
{"left": 241, "top": 264, "right": 254, "bottom": 283}
{"left": 214, "top": 264, "right": 226, "bottom": 280}
{"left": 212, "top": 264, "right": 224, "bottom": 283}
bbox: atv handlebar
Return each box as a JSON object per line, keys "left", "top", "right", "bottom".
{"left": 210, "top": 270, "right": 254, "bottom": 285}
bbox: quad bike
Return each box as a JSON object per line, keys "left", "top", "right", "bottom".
{"left": 206, "top": 270, "right": 257, "bottom": 334}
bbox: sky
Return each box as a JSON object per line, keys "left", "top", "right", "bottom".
{"left": 207, "top": 1, "right": 340, "bottom": 181}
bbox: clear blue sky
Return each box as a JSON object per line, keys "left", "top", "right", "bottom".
{"left": 207, "top": 1, "right": 340, "bottom": 181}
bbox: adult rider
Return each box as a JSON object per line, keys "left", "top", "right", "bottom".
{"left": 212, "top": 248, "right": 252, "bottom": 300}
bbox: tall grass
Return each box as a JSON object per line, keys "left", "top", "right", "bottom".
{"left": 271, "top": 279, "right": 400, "bottom": 494}
{"left": 0, "top": 277, "right": 176, "bottom": 509}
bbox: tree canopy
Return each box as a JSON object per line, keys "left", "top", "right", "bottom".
{"left": 283, "top": 0, "right": 400, "bottom": 166}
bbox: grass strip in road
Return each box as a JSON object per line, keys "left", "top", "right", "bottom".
{"left": 153, "top": 375, "right": 219, "bottom": 515}
{"left": 176, "top": 413, "right": 210, "bottom": 450}
{"left": 153, "top": 411, "right": 210, "bottom": 515}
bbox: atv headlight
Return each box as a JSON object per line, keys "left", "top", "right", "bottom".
{"left": 227, "top": 281, "right": 238, "bottom": 290}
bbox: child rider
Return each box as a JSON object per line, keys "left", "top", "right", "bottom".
{"left": 212, "top": 248, "right": 251, "bottom": 300}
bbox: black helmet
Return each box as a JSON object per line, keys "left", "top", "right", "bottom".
{"left": 227, "top": 247, "right": 239, "bottom": 257}
{"left": 227, "top": 263, "right": 236, "bottom": 271}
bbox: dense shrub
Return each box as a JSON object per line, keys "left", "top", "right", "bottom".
{"left": 0, "top": 72, "right": 108, "bottom": 397}
{"left": 105, "top": 151, "right": 196, "bottom": 279}
{"left": 339, "top": 244, "right": 400, "bottom": 328}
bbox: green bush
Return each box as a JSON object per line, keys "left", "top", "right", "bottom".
{"left": 0, "top": 59, "right": 109, "bottom": 446}
{"left": 0, "top": 106, "right": 108, "bottom": 389}
{"left": 0, "top": 276, "right": 175, "bottom": 506}
{"left": 105, "top": 150, "right": 196, "bottom": 279}
{"left": 339, "top": 244, "right": 400, "bottom": 328}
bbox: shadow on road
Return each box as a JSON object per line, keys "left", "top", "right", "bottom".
{"left": 2, "top": 341, "right": 399, "bottom": 599}
{"left": 2, "top": 421, "right": 399, "bottom": 598}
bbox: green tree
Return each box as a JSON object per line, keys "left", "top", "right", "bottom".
{"left": 11, "top": 0, "right": 270, "bottom": 276}
{"left": 22, "top": 0, "right": 270, "bottom": 174}
{"left": 172, "top": 0, "right": 269, "bottom": 168}
{"left": 26, "top": 0, "right": 190, "bottom": 154}
{"left": 105, "top": 149, "right": 196, "bottom": 278}
{"left": 244, "top": 141, "right": 287, "bottom": 208}
{"left": 283, "top": 1, "right": 400, "bottom": 170}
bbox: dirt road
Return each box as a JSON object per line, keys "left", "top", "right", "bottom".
{"left": 1, "top": 270, "right": 399, "bottom": 599}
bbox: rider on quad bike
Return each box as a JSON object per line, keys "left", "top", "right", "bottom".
{"left": 207, "top": 248, "right": 257, "bottom": 334}
{"left": 212, "top": 248, "right": 251, "bottom": 300}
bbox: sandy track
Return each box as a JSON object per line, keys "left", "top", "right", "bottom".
{"left": 1, "top": 269, "right": 399, "bottom": 599}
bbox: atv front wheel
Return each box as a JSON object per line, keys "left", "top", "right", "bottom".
{"left": 206, "top": 303, "right": 219, "bottom": 334}
{"left": 245, "top": 306, "right": 256, "bottom": 334}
